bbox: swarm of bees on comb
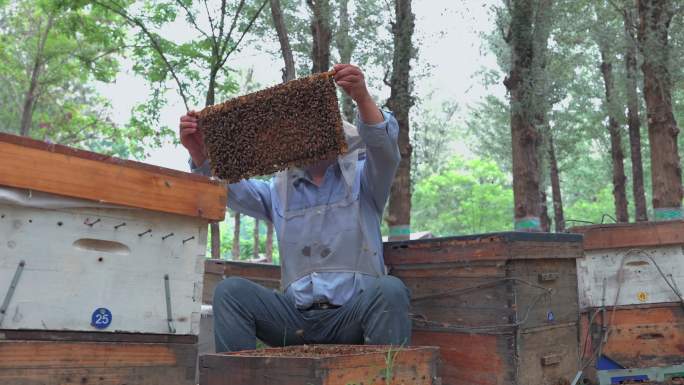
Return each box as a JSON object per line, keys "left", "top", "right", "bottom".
{"left": 199, "top": 71, "right": 347, "bottom": 183}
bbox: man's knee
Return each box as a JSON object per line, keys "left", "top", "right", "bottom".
{"left": 375, "top": 275, "right": 410, "bottom": 309}
{"left": 213, "top": 276, "right": 255, "bottom": 304}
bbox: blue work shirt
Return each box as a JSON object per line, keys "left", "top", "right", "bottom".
{"left": 192, "top": 110, "right": 400, "bottom": 308}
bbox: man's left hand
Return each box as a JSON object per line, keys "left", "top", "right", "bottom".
{"left": 333, "top": 64, "right": 372, "bottom": 104}
{"left": 333, "top": 64, "right": 383, "bottom": 124}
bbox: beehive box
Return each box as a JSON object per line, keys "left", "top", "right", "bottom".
{"left": 0, "top": 331, "right": 198, "bottom": 385}
{"left": 200, "top": 260, "right": 281, "bottom": 359}
{"left": 570, "top": 222, "right": 684, "bottom": 372}
{"left": 0, "top": 133, "right": 227, "bottom": 385}
{"left": 203, "top": 259, "right": 281, "bottom": 304}
{"left": 199, "top": 71, "right": 346, "bottom": 183}
{"left": 384, "top": 232, "right": 584, "bottom": 385}
{"left": 199, "top": 345, "right": 440, "bottom": 385}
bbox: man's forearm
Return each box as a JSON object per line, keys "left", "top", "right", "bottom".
{"left": 356, "top": 93, "right": 384, "bottom": 125}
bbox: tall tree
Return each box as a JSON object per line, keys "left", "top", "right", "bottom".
{"left": 270, "top": 0, "right": 295, "bottom": 82}
{"left": 592, "top": 2, "right": 629, "bottom": 222}
{"left": 307, "top": 0, "right": 332, "bottom": 73}
{"left": 547, "top": 134, "right": 565, "bottom": 231}
{"left": 232, "top": 211, "right": 241, "bottom": 260}
{"left": 599, "top": 48, "right": 629, "bottom": 222}
{"left": 638, "top": 0, "right": 682, "bottom": 220}
{"left": 386, "top": 0, "right": 415, "bottom": 241}
{"left": 91, "top": 0, "right": 269, "bottom": 258}
{"left": 253, "top": 218, "right": 260, "bottom": 259}
{"left": 0, "top": 0, "right": 144, "bottom": 156}
{"left": 622, "top": 3, "right": 649, "bottom": 221}
{"left": 503, "top": 0, "right": 553, "bottom": 232}
{"left": 335, "top": 0, "right": 355, "bottom": 121}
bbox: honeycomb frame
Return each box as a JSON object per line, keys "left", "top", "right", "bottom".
{"left": 199, "top": 71, "right": 347, "bottom": 183}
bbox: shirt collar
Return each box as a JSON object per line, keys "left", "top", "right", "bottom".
{"left": 290, "top": 162, "right": 341, "bottom": 185}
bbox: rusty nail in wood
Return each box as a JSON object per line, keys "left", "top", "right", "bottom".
{"left": 162, "top": 233, "right": 174, "bottom": 240}
{"left": 182, "top": 236, "right": 195, "bottom": 244}
{"left": 114, "top": 222, "right": 126, "bottom": 229}
{"left": 138, "top": 229, "right": 152, "bottom": 237}
{"left": 84, "top": 218, "right": 101, "bottom": 227}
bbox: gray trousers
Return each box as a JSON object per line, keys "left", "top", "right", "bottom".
{"left": 212, "top": 275, "right": 412, "bottom": 352}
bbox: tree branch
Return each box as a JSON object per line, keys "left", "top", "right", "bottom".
{"left": 91, "top": 0, "right": 191, "bottom": 111}
{"left": 218, "top": 0, "right": 268, "bottom": 69}
{"left": 202, "top": 0, "right": 217, "bottom": 40}
{"left": 606, "top": 0, "right": 623, "bottom": 13}
{"left": 174, "top": 0, "right": 212, "bottom": 40}
{"left": 218, "top": 0, "right": 245, "bottom": 59}
{"left": 217, "top": 0, "right": 228, "bottom": 46}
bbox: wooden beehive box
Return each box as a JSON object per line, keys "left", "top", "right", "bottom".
{"left": 200, "top": 260, "right": 281, "bottom": 359}
{"left": 384, "top": 232, "right": 583, "bottom": 385}
{"left": 199, "top": 345, "right": 440, "bottom": 385}
{"left": 203, "top": 260, "right": 281, "bottom": 304}
{"left": 0, "top": 133, "right": 227, "bottom": 385}
{"left": 570, "top": 222, "right": 684, "bottom": 372}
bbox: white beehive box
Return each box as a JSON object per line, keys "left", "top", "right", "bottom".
{"left": 0, "top": 133, "right": 226, "bottom": 336}
{"left": 571, "top": 222, "right": 684, "bottom": 310}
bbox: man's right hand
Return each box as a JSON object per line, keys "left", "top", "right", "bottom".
{"left": 179, "top": 111, "right": 207, "bottom": 167}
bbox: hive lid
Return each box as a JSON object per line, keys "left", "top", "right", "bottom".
{"left": 384, "top": 231, "right": 583, "bottom": 265}
{"left": 568, "top": 220, "right": 684, "bottom": 250}
{"left": 0, "top": 132, "right": 227, "bottom": 221}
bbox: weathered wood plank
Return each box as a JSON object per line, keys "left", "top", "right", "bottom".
{"left": 510, "top": 259, "right": 579, "bottom": 328}
{"left": 0, "top": 330, "right": 197, "bottom": 344}
{"left": 0, "top": 133, "right": 227, "bottom": 221}
{"left": 411, "top": 330, "right": 514, "bottom": 385}
{"left": 517, "top": 324, "right": 580, "bottom": 385}
{"left": 0, "top": 339, "right": 197, "bottom": 385}
{"left": 581, "top": 304, "right": 684, "bottom": 368}
{"left": 569, "top": 220, "right": 684, "bottom": 250}
{"left": 384, "top": 232, "right": 582, "bottom": 265}
{"left": 199, "top": 346, "right": 438, "bottom": 385}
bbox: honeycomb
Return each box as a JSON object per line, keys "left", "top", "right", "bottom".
{"left": 199, "top": 71, "right": 347, "bottom": 183}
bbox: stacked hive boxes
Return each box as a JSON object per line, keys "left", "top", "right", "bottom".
{"left": 570, "top": 222, "right": 684, "bottom": 382}
{"left": 384, "top": 232, "right": 584, "bottom": 385}
{"left": 0, "top": 133, "right": 226, "bottom": 385}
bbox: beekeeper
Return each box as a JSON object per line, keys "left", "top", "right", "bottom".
{"left": 179, "top": 64, "right": 410, "bottom": 352}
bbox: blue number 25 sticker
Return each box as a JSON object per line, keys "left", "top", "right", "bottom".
{"left": 91, "top": 308, "right": 112, "bottom": 329}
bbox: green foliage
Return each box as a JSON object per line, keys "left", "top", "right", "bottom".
{"left": 92, "top": 0, "right": 267, "bottom": 140}
{"left": 208, "top": 213, "right": 280, "bottom": 264}
{"left": 412, "top": 157, "right": 514, "bottom": 236}
{"left": 410, "top": 97, "right": 459, "bottom": 186}
{"left": 0, "top": 0, "right": 149, "bottom": 157}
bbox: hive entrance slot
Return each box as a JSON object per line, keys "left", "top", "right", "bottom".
{"left": 73, "top": 238, "right": 131, "bottom": 255}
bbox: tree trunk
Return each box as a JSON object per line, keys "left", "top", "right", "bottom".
{"left": 232, "top": 212, "right": 241, "bottom": 260}
{"left": 504, "top": 0, "right": 551, "bottom": 232}
{"left": 624, "top": 6, "right": 648, "bottom": 222}
{"left": 307, "top": 0, "right": 332, "bottom": 73}
{"left": 548, "top": 134, "right": 565, "bottom": 232}
{"left": 336, "top": 0, "right": 355, "bottom": 121}
{"left": 638, "top": 0, "right": 682, "bottom": 220}
{"left": 540, "top": 190, "right": 551, "bottom": 232}
{"left": 270, "top": 0, "right": 296, "bottom": 82}
{"left": 20, "top": 14, "right": 54, "bottom": 137}
{"left": 265, "top": 221, "right": 273, "bottom": 263}
{"left": 599, "top": 50, "right": 629, "bottom": 223}
{"left": 206, "top": 65, "right": 221, "bottom": 258}
{"left": 253, "top": 218, "right": 260, "bottom": 259}
{"left": 386, "top": 0, "right": 415, "bottom": 241}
